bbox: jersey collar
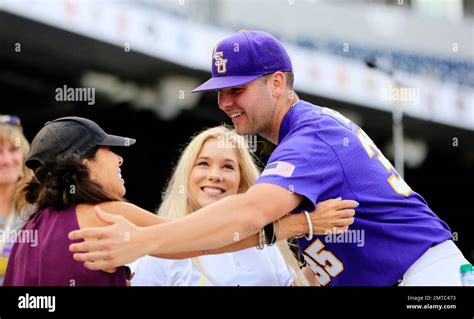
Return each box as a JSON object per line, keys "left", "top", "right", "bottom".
{"left": 277, "top": 101, "right": 301, "bottom": 144}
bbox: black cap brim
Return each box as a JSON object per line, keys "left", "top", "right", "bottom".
{"left": 98, "top": 134, "right": 136, "bottom": 147}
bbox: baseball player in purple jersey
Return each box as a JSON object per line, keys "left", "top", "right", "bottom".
{"left": 70, "top": 30, "right": 469, "bottom": 286}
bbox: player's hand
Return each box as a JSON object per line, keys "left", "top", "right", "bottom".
{"left": 68, "top": 206, "right": 148, "bottom": 271}
{"left": 310, "top": 198, "right": 358, "bottom": 234}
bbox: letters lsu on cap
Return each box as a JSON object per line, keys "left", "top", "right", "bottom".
{"left": 192, "top": 30, "right": 293, "bottom": 93}
{"left": 26, "top": 117, "right": 136, "bottom": 170}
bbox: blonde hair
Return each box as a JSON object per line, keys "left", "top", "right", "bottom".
{"left": 158, "top": 125, "right": 309, "bottom": 286}
{"left": 0, "top": 122, "right": 31, "bottom": 217}
{"left": 0, "top": 123, "right": 30, "bottom": 162}
{"left": 0, "top": 122, "right": 30, "bottom": 187}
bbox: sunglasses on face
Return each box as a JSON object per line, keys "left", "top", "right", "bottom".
{"left": 0, "top": 115, "right": 21, "bottom": 126}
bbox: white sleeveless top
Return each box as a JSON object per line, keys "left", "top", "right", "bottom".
{"left": 130, "top": 245, "right": 293, "bottom": 286}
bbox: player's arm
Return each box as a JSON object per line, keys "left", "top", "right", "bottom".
{"left": 87, "top": 198, "right": 355, "bottom": 260}
{"left": 93, "top": 199, "right": 304, "bottom": 260}
{"left": 178, "top": 197, "right": 356, "bottom": 258}
{"left": 140, "top": 197, "right": 356, "bottom": 259}
{"left": 155, "top": 212, "right": 307, "bottom": 259}
{"left": 69, "top": 183, "right": 302, "bottom": 270}
{"left": 149, "top": 183, "right": 302, "bottom": 253}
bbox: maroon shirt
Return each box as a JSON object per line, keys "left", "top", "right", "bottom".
{"left": 3, "top": 206, "right": 127, "bottom": 286}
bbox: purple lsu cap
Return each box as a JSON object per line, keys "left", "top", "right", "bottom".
{"left": 192, "top": 30, "right": 292, "bottom": 93}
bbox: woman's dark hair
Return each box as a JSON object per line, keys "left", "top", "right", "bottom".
{"left": 14, "top": 146, "right": 123, "bottom": 218}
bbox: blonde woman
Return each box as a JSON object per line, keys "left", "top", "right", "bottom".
{"left": 0, "top": 115, "right": 30, "bottom": 285}
{"left": 130, "top": 126, "right": 357, "bottom": 286}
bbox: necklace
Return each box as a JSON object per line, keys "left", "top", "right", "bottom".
{"left": 290, "top": 99, "right": 298, "bottom": 109}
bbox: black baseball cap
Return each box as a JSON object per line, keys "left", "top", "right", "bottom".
{"left": 26, "top": 116, "right": 136, "bottom": 170}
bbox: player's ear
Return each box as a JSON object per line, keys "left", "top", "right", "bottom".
{"left": 270, "top": 72, "right": 286, "bottom": 97}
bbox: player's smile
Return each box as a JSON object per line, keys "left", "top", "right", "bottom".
{"left": 230, "top": 111, "right": 244, "bottom": 119}
{"left": 218, "top": 86, "right": 252, "bottom": 129}
{"left": 230, "top": 111, "right": 246, "bottom": 125}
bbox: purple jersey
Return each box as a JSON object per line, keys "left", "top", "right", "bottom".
{"left": 255, "top": 101, "right": 452, "bottom": 286}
